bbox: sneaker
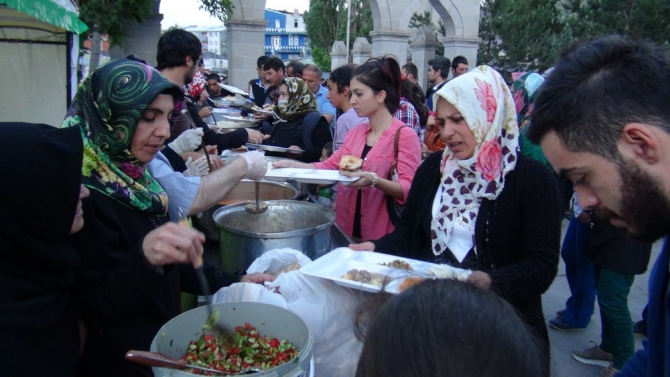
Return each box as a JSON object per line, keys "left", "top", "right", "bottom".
{"left": 557, "top": 309, "right": 566, "bottom": 317}
{"left": 599, "top": 367, "right": 620, "bottom": 377}
{"left": 573, "top": 343, "right": 613, "bottom": 367}
{"left": 549, "top": 316, "right": 586, "bottom": 331}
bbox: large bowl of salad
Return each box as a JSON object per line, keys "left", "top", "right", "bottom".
{"left": 150, "top": 302, "right": 313, "bottom": 376}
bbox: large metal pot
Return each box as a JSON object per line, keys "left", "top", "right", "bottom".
{"left": 192, "top": 180, "right": 299, "bottom": 242}
{"left": 214, "top": 200, "right": 335, "bottom": 273}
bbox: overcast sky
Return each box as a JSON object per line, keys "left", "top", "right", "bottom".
{"left": 160, "top": 0, "right": 310, "bottom": 28}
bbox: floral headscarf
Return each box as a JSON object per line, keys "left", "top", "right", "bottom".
{"left": 512, "top": 72, "right": 544, "bottom": 129}
{"left": 62, "top": 59, "right": 183, "bottom": 215}
{"left": 430, "top": 66, "right": 519, "bottom": 257}
{"left": 184, "top": 71, "right": 206, "bottom": 100}
{"left": 273, "top": 78, "right": 317, "bottom": 122}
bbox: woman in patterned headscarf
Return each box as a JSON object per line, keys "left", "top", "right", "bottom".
{"left": 263, "top": 77, "right": 332, "bottom": 162}
{"left": 353, "top": 66, "right": 561, "bottom": 374}
{"left": 64, "top": 59, "right": 274, "bottom": 377}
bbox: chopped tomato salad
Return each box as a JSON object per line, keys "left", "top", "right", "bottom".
{"left": 182, "top": 322, "right": 298, "bottom": 374}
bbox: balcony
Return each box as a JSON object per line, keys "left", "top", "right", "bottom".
{"left": 265, "top": 27, "right": 306, "bottom": 35}
{"left": 265, "top": 45, "right": 305, "bottom": 53}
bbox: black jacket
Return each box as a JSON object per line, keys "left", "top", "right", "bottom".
{"left": 373, "top": 152, "right": 561, "bottom": 357}
{"left": 69, "top": 191, "right": 240, "bottom": 377}
{"left": 264, "top": 112, "right": 332, "bottom": 162}
{"left": 588, "top": 216, "right": 652, "bottom": 275}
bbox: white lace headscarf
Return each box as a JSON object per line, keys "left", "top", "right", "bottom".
{"left": 431, "top": 66, "right": 519, "bottom": 257}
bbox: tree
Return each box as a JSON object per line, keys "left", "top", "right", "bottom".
{"left": 408, "top": 11, "right": 444, "bottom": 56}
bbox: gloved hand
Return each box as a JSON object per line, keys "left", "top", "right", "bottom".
{"left": 183, "top": 156, "right": 209, "bottom": 177}
{"left": 240, "top": 151, "right": 267, "bottom": 181}
{"left": 168, "top": 128, "right": 204, "bottom": 155}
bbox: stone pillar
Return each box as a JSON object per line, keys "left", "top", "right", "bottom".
{"left": 409, "top": 26, "right": 439, "bottom": 92}
{"left": 110, "top": 2, "right": 164, "bottom": 66}
{"left": 369, "top": 30, "right": 411, "bottom": 65}
{"left": 440, "top": 37, "right": 480, "bottom": 71}
{"left": 330, "top": 41, "right": 347, "bottom": 71}
{"left": 225, "top": 19, "right": 266, "bottom": 91}
{"left": 351, "top": 37, "right": 371, "bottom": 65}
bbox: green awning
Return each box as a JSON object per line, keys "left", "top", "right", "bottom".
{"left": 2, "top": 0, "right": 88, "bottom": 34}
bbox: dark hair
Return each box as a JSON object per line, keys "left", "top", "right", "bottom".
{"left": 401, "top": 79, "right": 429, "bottom": 125}
{"left": 323, "top": 142, "right": 333, "bottom": 157}
{"left": 206, "top": 73, "right": 220, "bottom": 82}
{"left": 263, "top": 57, "right": 285, "bottom": 73}
{"left": 328, "top": 65, "right": 354, "bottom": 94}
{"left": 451, "top": 55, "right": 468, "bottom": 69}
{"left": 156, "top": 28, "right": 202, "bottom": 70}
{"left": 256, "top": 55, "right": 271, "bottom": 69}
{"left": 527, "top": 35, "right": 670, "bottom": 161}
{"left": 352, "top": 56, "right": 402, "bottom": 114}
{"left": 126, "top": 54, "right": 146, "bottom": 64}
{"left": 401, "top": 62, "right": 418, "bottom": 79}
{"left": 355, "top": 279, "right": 544, "bottom": 377}
{"left": 286, "top": 60, "right": 305, "bottom": 76}
{"left": 428, "top": 56, "right": 451, "bottom": 79}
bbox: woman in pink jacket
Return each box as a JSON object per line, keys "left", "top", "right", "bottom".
{"left": 274, "top": 57, "right": 421, "bottom": 241}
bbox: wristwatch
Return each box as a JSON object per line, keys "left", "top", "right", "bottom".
{"left": 369, "top": 172, "right": 379, "bottom": 187}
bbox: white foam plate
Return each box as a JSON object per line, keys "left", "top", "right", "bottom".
{"left": 300, "top": 248, "right": 439, "bottom": 293}
{"left": 219, "top": 83, "right": 248, "bottom": 96}
{"left": 263, "top": 168, "right": 360, "bottom": 186}
{"left": 246, "top": 143, "right": 304, "bottom": 154}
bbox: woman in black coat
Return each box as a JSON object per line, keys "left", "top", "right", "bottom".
{"left": 0, "top": 122, "right": 89, "bottom": 376}
{"left": 263, "top": 78, "right": 332, "bottom": 162}
{"left": 352, "top": 66, "right": 561, "bottom": 374}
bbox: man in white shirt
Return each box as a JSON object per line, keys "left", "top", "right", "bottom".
{"left": 302, "top": 64, "right": 337, "bottom": 126}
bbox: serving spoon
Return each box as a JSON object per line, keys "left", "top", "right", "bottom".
{"left": 125, "top": 350, "right": 260, "bottom": 375}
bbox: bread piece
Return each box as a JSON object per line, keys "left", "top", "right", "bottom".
{"left": 398, "top": 277, "right": 424, "bottom": 292}
{"left": 339, "top": 155, "right": 363, "bottom": 175}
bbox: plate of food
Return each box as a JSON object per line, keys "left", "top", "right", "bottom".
{"left": 300, "top": 248, "right": 471, "bottom": 293}
{"left": 263, "top": 168, "right": 360, "bottom": 185}
{"left": 245, "top": 143, "right": 305, "bottom": 154}
{"left": 251, "top": 104, "right": 275, "bottom": 115}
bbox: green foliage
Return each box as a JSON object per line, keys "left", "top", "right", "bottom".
{"left": 479, "top": 0, "right": 670, "bottom": 71}
{"left": 79, "top": 0, "right": 233, "bottom": 46}
{"left": 312, "top": 46, "right": 332, "bottom": 71}
{"left": 304, "top": 0, "right": 372, "bottom": 70}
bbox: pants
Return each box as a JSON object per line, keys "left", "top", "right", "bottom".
{"left": 596, "top": 266, "right": 635, "bottom": 370}
{"left": 561, "top": 217, "right": 597, "bottom": 328}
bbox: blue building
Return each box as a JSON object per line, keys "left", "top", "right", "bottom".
{"left": 264, "top": 9, "right": 308, "bottom": 60}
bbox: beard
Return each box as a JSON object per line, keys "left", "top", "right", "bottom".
{"left": 597, "top": 158, "right": 670, "bottom": 242}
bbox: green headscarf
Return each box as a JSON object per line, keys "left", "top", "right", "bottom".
{"left": 62, "top": 59, "right": 183, "bottom": 215}
{"left": 273, "top": 78, "right": 318, "bottom": 122}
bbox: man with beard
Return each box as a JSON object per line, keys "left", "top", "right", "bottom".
{"left": 157, "top": 29, "right": 263, "bottom": 171}
{"left": 527, "top": 35, "right": 670, "bottom": 377}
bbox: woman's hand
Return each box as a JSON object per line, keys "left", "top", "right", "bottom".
{"left": 198, "top": 106, "right": 213, "bottom": 119}
{"left": 142, "top": 222, "right": 205, "bottom": 267}
{"left": 240, "top": 273, "right": 276, "bottom": 284}
{"left": 346, "top": 171, "right": 376, "bottom": 189}
{"left": 245, "top": 128, "right": 265, "bottom": 144}
{"left": 467, "top": 271, "right": 492, "bottom": 290}
{"left": 283, "top": 145, "right": 303, "bottom": 158}
{"left": 272, "top": 160, "right": 296, "bottom": 169}
{"left": 349, "top": 242, "right": 375, "bottom": 251}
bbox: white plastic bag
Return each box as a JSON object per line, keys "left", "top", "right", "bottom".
{"left": 212, "top": 248, "right": 364, "bottom": 377}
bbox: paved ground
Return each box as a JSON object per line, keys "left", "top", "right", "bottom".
{"left": 203, "top": 218, "right": 661, "bottom": 376}
{"left": 544, "top": 220, "right": 660, "bottom": 376}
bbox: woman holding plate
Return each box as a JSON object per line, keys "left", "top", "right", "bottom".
{"left": 262, "top": 77, "right": 332, "bottom": 162}
{"left": 274, "top": 57, "right": 421, "bottom": 241}
{"left": 350, "top": 66, "right": 561, "bottom": 373}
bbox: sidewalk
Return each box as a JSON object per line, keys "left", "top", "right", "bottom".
{"left": 544, "top": 219, "right": 661, "bottom": 376}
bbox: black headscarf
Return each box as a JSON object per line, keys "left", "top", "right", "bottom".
{"left": 0, "top": 122, "right": 84, "bottom": 376}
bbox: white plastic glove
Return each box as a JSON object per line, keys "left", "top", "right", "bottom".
{"left": 168, "top": 128, "right": 204, "bottom": 154}
{"left": 183, "top": 156, "right": 209, "bottom": 177}
{"left": 240, "top": 151, "right": 267, "bottom": 181}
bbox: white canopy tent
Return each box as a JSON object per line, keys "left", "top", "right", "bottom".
{"left": 0, "top": 0, "right": 87, "bottom": 126}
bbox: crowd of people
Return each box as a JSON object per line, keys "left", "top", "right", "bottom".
{"left": 1, "top": 29, "right": 668, "bottom": 377}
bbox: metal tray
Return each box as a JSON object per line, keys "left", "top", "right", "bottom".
{"left": 264, "top": 168, "right": 360, "bottom": 186}
{"left": 246, "top": 143, "right": 304, "bottom": 154}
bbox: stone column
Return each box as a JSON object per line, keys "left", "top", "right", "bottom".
{"left": 409, "top": 26, "right": 439, "bottom": 91}
{"left": 351, "top": 37, "right": 371, "bottom": 65}
{"left": 369, "top": 30, "right": 411, "bottom": 65}
{"left": 330, "top": 41, "right": 347, "bottom": 71}
{"left": 110, "top": 2, "right": 164, "bottom": 66}
{"left": 225, "top": 19, "right": 267, "bottom": 91}
{"left": 440, "top": 37, "right": 480, "bottom": 70}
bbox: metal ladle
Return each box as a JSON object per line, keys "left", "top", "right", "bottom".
{"left": 125, "top": 350, "right": 260, "bottom": 375}
{"left": 245, "top": 181, "right": 268, "bottom": 214}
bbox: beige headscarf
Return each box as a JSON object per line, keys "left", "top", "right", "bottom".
{"left": 431, "top": 66, "right": 519, "bottom": 257}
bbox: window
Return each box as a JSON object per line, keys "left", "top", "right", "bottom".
{"left": 271, "top": 36, "right": 281, "bottom": 46}
{"left": 294, "top": 19, "right": 298, "bottom": 28}
{"left": 288, "top": 36, "right": 293, "bottom": 46}
{"left": 293, "top": 36, "right": 300, "bottom": 45}
{"left": 275, "top": 19, "right": 280, "bottom": 28}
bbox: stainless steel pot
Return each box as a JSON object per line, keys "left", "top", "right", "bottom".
{"left": 214, "top": 200, "right": 335, "bottom": 273}
{"left": 192, "top": 180, "right": 299, "bottom": 242}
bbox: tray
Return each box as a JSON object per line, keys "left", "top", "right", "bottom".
{"left": 300, "top": 248, "right": 442, "bottom": 293}
{"left": 252, "top": 108, "right": 274, "bottom": 115}
{"left": 246, "top": 143, "right": 304, "bottom": 154}
{"left": 219, "top": 83, "right": 249, "bottom": 96}
{"left": 264, "top": 168, "right": 360, "bottom": 186}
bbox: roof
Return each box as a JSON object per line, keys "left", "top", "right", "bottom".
{"left": 1, "top": 0, "right": 88, "bottom": 33}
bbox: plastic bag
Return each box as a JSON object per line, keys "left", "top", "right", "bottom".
{"left": 212, "top": 248, "right": 363, "bottom": 377}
